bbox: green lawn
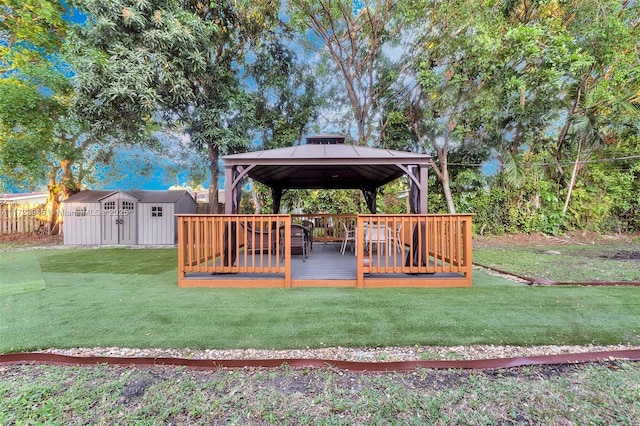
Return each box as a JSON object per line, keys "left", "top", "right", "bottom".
{"left": 2, "top": 362, "right": 639, "bottom": 425}
{"left": 1, "top": 247, "right": 639, "bottom": 353}
{"left": 473, "top": 241, "right": 640, "bottom": 282}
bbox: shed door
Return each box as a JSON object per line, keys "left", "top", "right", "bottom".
{"left": 101, "top": 199, "right": 137, "bottom": 245}
{"left": 119, "top": 200, "right": 136, "bottom": 245}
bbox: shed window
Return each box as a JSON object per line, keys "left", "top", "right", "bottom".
{"left": 75, "top": 207, "right": 87, "bottom": 217}
{"left": 151, "top": 206, "right": 163, "bottom": 217}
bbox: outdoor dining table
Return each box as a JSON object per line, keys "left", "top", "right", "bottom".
{"left": 354, "top": 223, "right": 391, "bottom": 256}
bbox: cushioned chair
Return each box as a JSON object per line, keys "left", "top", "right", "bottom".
{"left": 301, "top": 220, "right": 314, "bottom": 251}
{"left": 243, "top": 222, "right": 273, "bottom": 254}
{"left": 279, "top": 224, "right": 308, "bottom": 262}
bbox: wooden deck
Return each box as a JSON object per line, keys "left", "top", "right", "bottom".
{"left": 181, "top": 243, "right": 466, "bottom": 287}
{"left": 177, "top": 214, "right": 473, "bottom": 288}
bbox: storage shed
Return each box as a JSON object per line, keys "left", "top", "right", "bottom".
{"left": 62, "top": 190, "right": 196, "bottom": 245}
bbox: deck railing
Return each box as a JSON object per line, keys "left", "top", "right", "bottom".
{"left": 355, "top": 214, "right": 473, "bottom": 288}
{"left": 291, "top": 214, "right": 355, "bottom": 243}
{"left": 177, "top": 213, "right": 473, "bottom": 287}
{"left": 177, "top": 215, "right": 291, "bottom": 284}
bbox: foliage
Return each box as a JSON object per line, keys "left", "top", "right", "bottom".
{"left": 249, "top": 38, "right": 320, "bottom": 149}
{"left": 69, "top": 0, "right": 283, "bottom": 212}
{"left": 240, "top": 184, "right": 368, "bottom": 215}
{"left": 2, "top": 362, "right": 639, "bottom": 424}
{"left": 289, "top": 0, "right": 408, "bottom": 145}
{"left": 412, "top": 0, "right": 640, "bottom": 232}
{"left": 0, "top": 0, "right": 70, "bottom": 189}
{"left": 0, "top": 0, "right": 110, "bottom": 233}
{"left": 2, "top": 0, "right": 639, "bottom": 234}
{"left": 241, "top": 179, "right": 409, "bottom": 214}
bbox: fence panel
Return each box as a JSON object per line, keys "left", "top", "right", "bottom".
{"left": 0, "top": 203, "right": 45, "bottom": 235}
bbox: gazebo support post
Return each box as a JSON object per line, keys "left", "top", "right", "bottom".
{"left": 271, "top": 188, "right": 283, "bottom": 214}
{"left": 224, "top": 166, "right": 234, "bottom": 214}
{"left": 362, "top": 188, "right": 377, "bottom": 214}
{"left": 419, "top": 165, "right": 428, "bottom": 213}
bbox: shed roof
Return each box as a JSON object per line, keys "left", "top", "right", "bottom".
{"left": 63, "top": 190, "right": 194, "bottom": 204}
{"left": 222, "top": 140, "right": 432, "bottom": 190}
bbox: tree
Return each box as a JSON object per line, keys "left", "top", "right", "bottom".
{"left": 290, "top": 0, "right": 410, "bottom": 145}
{"left": 250, "top": 39, "right": 320, "bottom": 150}
{"left": 69, "top": 0, "right": 282, "bottom": 213}
{"left": 245, "top": 37, "right": 321, "bottom": 213}
{"left": 0, "top": 0, "right": 85, "bottom": 233}
{"left": 402, "top": 1, "right": 505, "bottom": 213}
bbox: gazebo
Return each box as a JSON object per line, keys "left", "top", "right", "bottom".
{"left": 221, "top": 134, "right": 430, "bottom": 215}
{"left": 176, "top": 134, "right": 473, "bottom": 288}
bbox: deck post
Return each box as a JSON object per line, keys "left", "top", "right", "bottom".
{"left": 224, "top": 166, "right": 234, "bottom": 214}
{"left": 284, "top": 216, "right": 292, "bottom": 287}
{"left": 419, "top": 166, "right": 428, "bottom": 214}
{"left": 177, "top": 216, "right": 186, "bottom": 286}
{"left": 464, "top": 216, "right": 473, "bottom": 284}
{"left": 356, "top": 215, "right": 364, "bottom": 289}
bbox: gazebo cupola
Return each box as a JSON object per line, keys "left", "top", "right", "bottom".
{"left": 305, "top": 134, "right": 346, "bottom": 145}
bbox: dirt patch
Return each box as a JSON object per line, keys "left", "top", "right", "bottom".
{"left": 598, "top": 250, "right": 640, "bottom": 261}
{"left": 0, "top": 232, "right": 62, "bottom": 247}
{"left": 474, "top": 231, "right": 639, "bottom": 248}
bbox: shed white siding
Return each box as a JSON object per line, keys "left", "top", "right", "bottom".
{"left": 61, "top": 190, "right": 196, "bottom": 245}
{"left": 62, "top": 202, "right": 102, "bottom": 245}
{"left": 137, "top": 202, "right": 175, "bottom": 245}
{"left": 173, "top": 192, "right": 198, "bottom": 242}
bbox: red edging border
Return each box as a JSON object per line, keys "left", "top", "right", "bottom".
{"left": 474, "top": 263, "right": 640, "bottom": 286}
{"left": 1, "top": 350, "right": 639, "bottom": 372}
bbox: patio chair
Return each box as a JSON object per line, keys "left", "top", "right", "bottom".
{"left": 340, "top": 222, "right": 356, "bottom": 255}
{"left": 242, "top": 222, "right": 273, "bottom": 254}
{"left": 301, "top": 220, "right": 314, "bottom": 251}
{"left": 389, "top": 221, "right": 404, "bottom": 253}
{"left": 279, "top": 224, "right": 308, "bottom": 262}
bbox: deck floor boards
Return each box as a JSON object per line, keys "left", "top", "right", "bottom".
{"left": 184, "top": 243, "right": 462, "bottom": 281}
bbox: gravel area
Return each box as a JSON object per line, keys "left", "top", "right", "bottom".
{"left": 37, "top": 344, "right": 639, "bottom": 361}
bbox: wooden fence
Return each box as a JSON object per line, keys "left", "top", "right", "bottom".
{"left": 0, "top": 203, "right": 46, "bottom": 235}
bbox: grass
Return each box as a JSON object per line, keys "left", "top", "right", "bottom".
{"left": 0, "top": 248, "right": 45, "bottom": 296}
{"left": 1, "top": 242, "right": 639, "bottom": 424}
{"left": 1, "top": 247, "right": 639, "bottom": 353}
{"left": 473, "top": 241, "right": 640, "bottom": 282}
{"left": 1, "top": 361, "right": 638, "bottom": 424}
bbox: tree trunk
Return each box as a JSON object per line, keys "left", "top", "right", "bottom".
{"left": 562, "top": 138, "right": 583, "bottom": 215}
{"left": 432, "top": 145, "right": 456, "bottom": 214}
{"left": 249, "top": 179, "right": 261, "bottom": 214}
{"left": 441, "top": 165, "right": 456, "bottom": 214}
{"left": 45, "top": 168, "right": 61, "bottom": 235}
{"left": 43, "top": 159, "right": 81, "bottom": 235}
{"left": 207, "top": 143, "right": 220, "bottom": 214}
{"left": 554, "top": 74, "right": 587, "bottom": 184}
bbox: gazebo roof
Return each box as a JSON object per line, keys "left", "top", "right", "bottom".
{"left": 222, "top": 135, "right": 432, "bottom": 190}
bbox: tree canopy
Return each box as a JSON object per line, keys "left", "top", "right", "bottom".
{"left": 1, "top": 0, "right": 638, "bottom": 234}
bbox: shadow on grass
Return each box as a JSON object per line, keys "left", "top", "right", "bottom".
{"left": 37, "top": 248, "right": 177, "bottom": 275}
{"left": 0, "top": 251, "right": 46, "bottom": 296}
